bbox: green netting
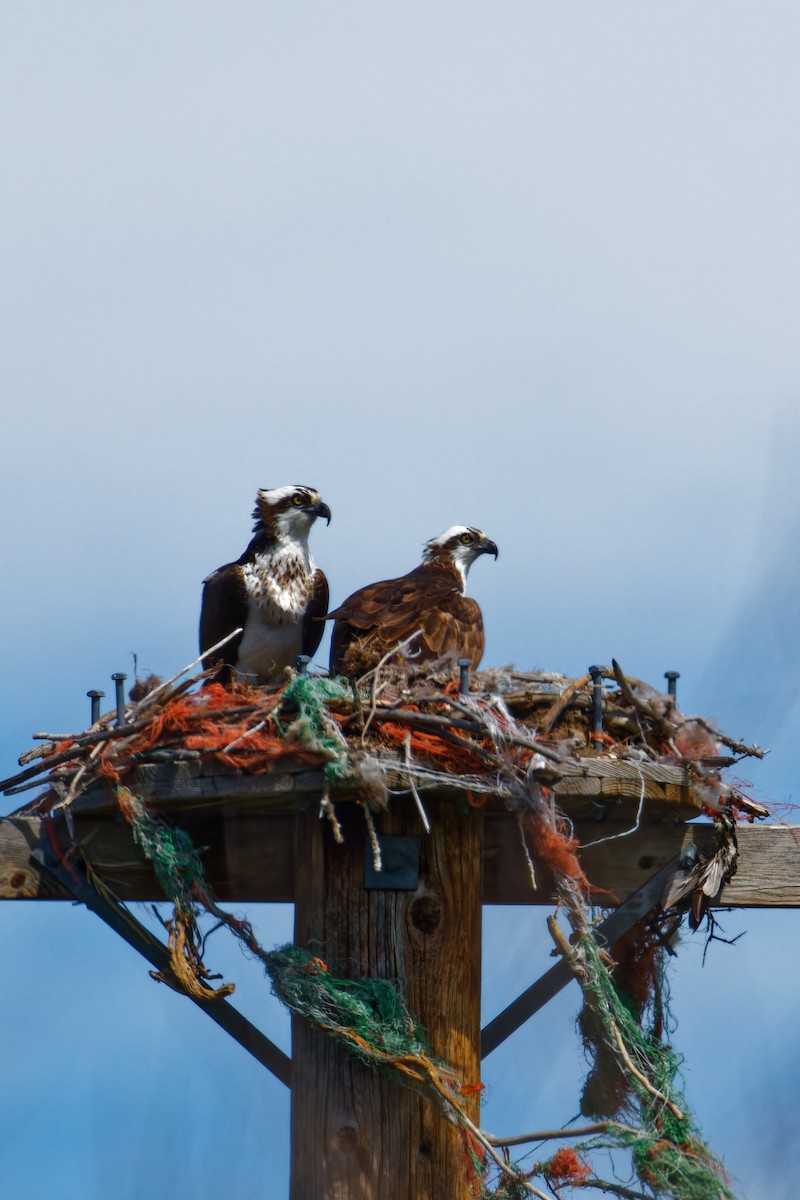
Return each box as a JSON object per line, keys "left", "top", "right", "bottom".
{"left": 108, "top": 673, "right": 741, "bottom": 1200}
{"left": 116, "top": 785, "right": 204, "bottom": 908}
{"left": 574, "top": 933, "right": 735, "bottom": 1200}
{"left": 280, "top": 674, "right": 352, "bottom": 780}
{"left": 264, "top": 943, "right": 431, "bottom": 1064}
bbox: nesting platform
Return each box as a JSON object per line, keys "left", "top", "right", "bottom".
{"left": 0, "top": 744, "right": 791, "bottom": 902}
{"left": 2, "top": 662, "right": 799, "bottom": 1200}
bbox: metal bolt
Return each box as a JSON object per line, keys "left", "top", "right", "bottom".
{"left": 111, "top": 672, "right": 127, "bottom": 727}
{"left": 295, "top": 654, "right": 311, "bottom": 676}
{"left": 457, "top": 657, "right": 471, "bottom": 696}
{"left": 664, "top": 670, "right": 680, "bottom": 701}
{"left": 679, "top": 841, "right": 699, "bottom": 871}
{"left": 588, "top": 665, "right": 604, "bottom": 748}
{"left": 87, "top": 689, "right": 105, "bottom": 725}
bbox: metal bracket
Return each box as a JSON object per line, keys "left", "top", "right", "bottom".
{"left": 363, "top": 835, "right": 420, "bottom": 890}
{"left": 480, "top": 854, "right": 683, "bottom": 1059}
{"left": 31, "top": 829, "right": 292, "bottom": 1088}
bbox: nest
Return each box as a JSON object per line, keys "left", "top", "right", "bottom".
{"left": 3, "top": 656, "right": 767, "bottom": 826}
{"left": 1, "top": 650, "right": 759, "bottom": 1200}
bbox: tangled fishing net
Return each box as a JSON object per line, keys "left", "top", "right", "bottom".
{"left": 4, "top": 654, "right": 769, "bottom": 1200}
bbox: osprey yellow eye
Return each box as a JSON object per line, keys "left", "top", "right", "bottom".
{"left": 460, "top": 533, "right": 474, "bottom": 545}
{"left": 292, "top": 495, "right": 305, "bottom": 506}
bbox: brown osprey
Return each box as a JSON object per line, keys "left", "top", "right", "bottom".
{"left": 327, "top": 525, "right": 498, "bottom": 677}
{"left": 199, "top": 485, "right": 331, "bottom": 685}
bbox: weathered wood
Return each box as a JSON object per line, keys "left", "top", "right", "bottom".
{"left": 290, "top": 796, "right": 483, "bottom": 1200}
{"left": 52, "top": 754, "right": 702, "bottom": 822}
{"left": 0, "top": 818, "right": 67, "bottom": 898}
{"left": 484, "top": 814, "right": 696, "bottom": 905}
{"left": 1, "top": 811, "right": 798, "bottom": 908}
{"left": 713, "top": 823, "right": 800, "bottom": 907}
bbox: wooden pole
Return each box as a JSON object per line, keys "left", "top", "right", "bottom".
{"left": 291, "top": 795, "right": 483, "bottom": 1200}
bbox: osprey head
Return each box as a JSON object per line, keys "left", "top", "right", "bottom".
{"left": 421, "top": 525, "right": 498, "bottom": 587}
{"left": 252, "top": 485, "right": 332, "bottom": 542}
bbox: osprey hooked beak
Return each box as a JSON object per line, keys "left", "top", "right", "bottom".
{"left": 311, "top": 500, "right": 332, "bottom": 525}
{"left": 478, "top": 535, "right": 498, "bottom": 559}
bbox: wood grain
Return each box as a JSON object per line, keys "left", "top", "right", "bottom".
{"left": 1, "top": 803, "right": 797, "bottom": 909}
{"left": 290, "top": 796, "right": 483, "bottom": 1200}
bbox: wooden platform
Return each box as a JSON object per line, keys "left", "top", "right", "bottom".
{"left": 1, "top": 759, "right": 798, "bottom": 908}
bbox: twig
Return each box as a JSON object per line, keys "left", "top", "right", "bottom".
{"left": 403, "top": 735, "right": 431, "bottom": 833}
{"left": 18, "top": 743, "right": 57, "bottom": 766}
{"left": 222, "top": 719, "right": 267, "bottom": 754}
{"left": 608, "top": 1020, "right": 683, "bottom": 1121}
{"left": 0, "top": 732, "right": 123, "bottom": 794}
{"left": 693, "top": 718, "right": 767, "bottom": 760}
{"left": 452, "top": 1107, "right": 556, "bottom": 1200}
{"left": 542, "top": 671, "right": 593, "bottom": 732}
{"left": 374, "top": 707, "right": 566, "bottom": 764}
{"left": 4, "top": 771, "right": 76, "bottom": 796}
{"left": 485, "top": 1120, "right": 642, "bottom": 1147}
{"left": 360, "top": 629, "right": 424, "bottom": 743}
{"left": 60, "top": 739, "right": 106, "bottom": 808}
{"left": 1, "top": 697, "right": 270, "bottom": 794}
{"left": 128, "top": 628, "right": 243, "bottom": 716}
{"left": 568, "top": 1180, "right": 652, "bottom": 1200}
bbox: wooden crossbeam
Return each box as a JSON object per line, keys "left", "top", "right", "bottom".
{"left": 1, "top": 813, "right": 798, "bottom": 907}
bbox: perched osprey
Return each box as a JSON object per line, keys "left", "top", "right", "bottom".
{"left": 327, "top": 525, "right": 498, "bottom": 677}
{"left": 199, "top": 485, "right": 331, "bottom": 685}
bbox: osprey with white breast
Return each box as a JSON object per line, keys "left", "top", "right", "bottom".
{"left": 199, "top": 485, "right": 331, "bottom": 685}
{"left": 327, "top": 525, "right": 498, "bottom": 677}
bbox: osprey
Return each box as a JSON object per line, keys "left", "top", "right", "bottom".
{"left": 199, "top": 485, "right": 331, "bottom": 685}
{"left": 327, "top": 525, "right": 498, "bottom": 677}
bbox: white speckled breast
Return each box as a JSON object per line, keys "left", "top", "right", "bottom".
{"left": 242, "top": 549, "right": 313, "bottom": 622}
{"left": 235, "top": 547, "right": 315, "bottom": 682}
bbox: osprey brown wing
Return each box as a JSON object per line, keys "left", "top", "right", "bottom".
{"left": 329, "top": 563, "right": 484, "bottom": 674}
{"left": 302, "top": 568, "right": 329, "bottom": 660}
{"left": 199, "top": 564, "right": 248, "bottom": 673}
{"left": 419, "top": 595, "right": 484, "bottom": 669}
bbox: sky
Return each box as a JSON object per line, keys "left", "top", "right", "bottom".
{"left": 1, "top": 2, "right": 799, "bottom": 1197}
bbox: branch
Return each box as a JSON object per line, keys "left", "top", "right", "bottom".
{"left": 373, "top": 706, "right": 567, "bottom": 764}
{"left": 128, "top": 628, "right": 243, "bottom": 717}
{"left": 569, "top": 1180, "right": 653, "bottom": 1200}
{"left": 485, "top": 1121, "right": 642, "bottom": 1147}
{"left": 609, "top": 1020, "right": 683, "bottom": 1122}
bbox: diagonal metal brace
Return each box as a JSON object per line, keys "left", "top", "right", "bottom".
{"left": 481, "top": 854, "right": 684, "bottom": 1059}
{"left": 32, "top": 837, "right": 292, "bottom": 1088}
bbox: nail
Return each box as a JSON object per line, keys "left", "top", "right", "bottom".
{"left": 111, "top": 673, "right": 127, "bottom": 727}
{"left": 664, "top": 670, "right": 680, "bottom": 700}
{"left": 588, "top": 665, "right": 604, "bottom": 747}
{"left": 87, "top": 689, "right": 105, "bottom": 725}
{"left": 457, "top": 658, "right": 471, "bottom": 696}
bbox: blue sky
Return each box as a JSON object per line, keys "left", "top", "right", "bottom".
{"left": 1, "top": 4, "right": 799, "bottom": 1197}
